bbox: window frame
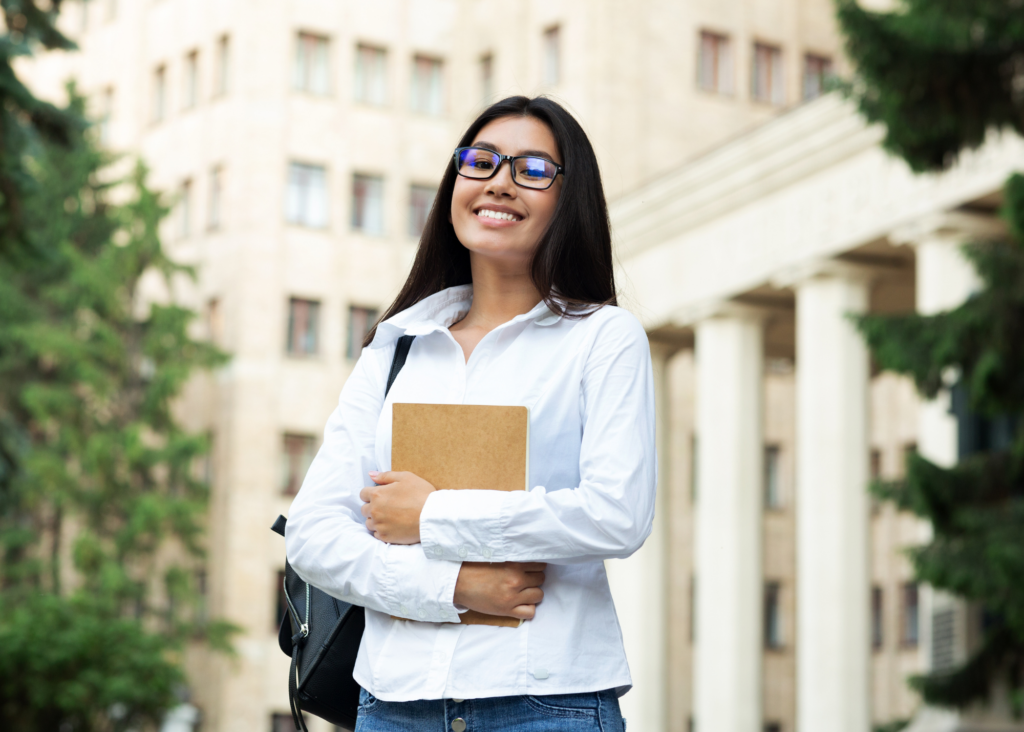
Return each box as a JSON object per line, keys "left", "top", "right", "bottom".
{"left": 410, "top": 54, "right": 445, "bottom": 116}
{"left": 803, "top": 53, "right": 833, "bottom": 101}
{"left": 764, "top": 580, "right": 784, "bottom": 650}
{"left": 347, "top": 305, "right": 380, "bottom": 360}
{"left": 354, "top": 43, "right": 389, "bottom": 106}
{"left": 285, "top": 297, "right": 322, "bottom": 357}
{"left": 751, "top": 41, "right": 785, "bottom": 106}
{"left": 293, "top": 31, "right": 332, "bottom": 96}
{"left": 542, "top": 25, "right": 561, "bottom": 86}
{"left": 351, "top": 172, "right": 386, "bottom": 235}
{"left": 286, "top": 161, "right": 330, "bottom": 229}
{"left": 697, "top": 30, "right": 733, "bottom": 96}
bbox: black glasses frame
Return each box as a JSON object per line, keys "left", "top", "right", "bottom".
{"left": 453, "top": 147, "right": 565, "bottom": 190}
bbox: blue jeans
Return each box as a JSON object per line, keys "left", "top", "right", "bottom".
{"left": 355, "top": 687, "right": 626, "bottom": 732}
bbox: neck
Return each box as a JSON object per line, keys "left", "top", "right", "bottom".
{"left": 460, "top": 254, "right": 543, "bottom": 330}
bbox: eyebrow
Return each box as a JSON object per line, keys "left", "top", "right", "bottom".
{"left": 473, "top": 141, "right": 559, "bottom": 162}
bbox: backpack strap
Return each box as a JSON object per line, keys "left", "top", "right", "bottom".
{"left": 385, "top": 334, "right": 415, "bottom": 397}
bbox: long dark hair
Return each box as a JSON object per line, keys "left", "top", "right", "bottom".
{"left": 364, "top": 95, "right": 616, "bottom": 346}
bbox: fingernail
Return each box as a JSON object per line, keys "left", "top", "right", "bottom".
{"left": 369, "top": 471, "right": 379, "bottom": 477}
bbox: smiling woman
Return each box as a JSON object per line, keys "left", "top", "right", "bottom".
{"left": 285, "top": 97, "right": 653, "bottom": 732}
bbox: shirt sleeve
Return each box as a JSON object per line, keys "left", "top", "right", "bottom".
{"left": 418, "top": 310, "right": 658, "bottom": 565}
{"left": 285, "top": 343, "right": 463, "bottom": 623}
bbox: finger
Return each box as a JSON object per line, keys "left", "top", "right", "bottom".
{"left": 521, "top": 572, "right": 546, "bottom": 588}
{"left": 517, "top": 587, "right": 544, "bottom": 605}
{"left": 369, "top": 471, "right": 401, "bottom": 484}
{"left": 360, "top": 502, "right": 371, "bottom": 518}
{"left": 517, "top": 562, "right": 547, "bottom": 573}
{"left": 365, "top": 517, "right": 376, "bottom": 532}
{"left": 510, "top": 604, "right": 536, "bottom": 620}
{"left": 359, "top": 486, "right": 373, "bottom": 502}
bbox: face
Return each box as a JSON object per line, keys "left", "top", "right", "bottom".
{"left": 450, "top": 115, "right": 563, "bottom": 269}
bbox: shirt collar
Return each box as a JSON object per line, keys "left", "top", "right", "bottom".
{"left": 370, "top": 285, "right": 563, "bottom": 349}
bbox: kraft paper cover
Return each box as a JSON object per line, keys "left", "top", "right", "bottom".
{"left": 392, "top": 403, "right": 529, "bottom": 628}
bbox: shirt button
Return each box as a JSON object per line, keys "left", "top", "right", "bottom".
{"left": 482, "top": 546, "right": 492, "bottom": 559}
{"left": 452, "top": 719, "right": 467, "bottom": 732}
{"left": 458, "top": 546, "right": 468, "bottom": 559}
{"left": 400, "top": 605, "right": 410, "bottom": 615}
{"left": 417, "top": 609, "right": 426, "bottom": 619}
{"left": 533, "top": 668, "right": 549, "bottom": 680}
{"left": 433, "top": 546, "right": 443, "bottom": 558}
{"left": 452, "top": 699, "right": 464, "bottom": 703}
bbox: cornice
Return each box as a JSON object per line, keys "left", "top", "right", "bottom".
{"left": 610, "top": 94, "right": 884, "bottom": 259}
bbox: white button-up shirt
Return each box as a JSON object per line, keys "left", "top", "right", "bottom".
{"left": 286, "top": 285, "right": 657, "bottom": 701}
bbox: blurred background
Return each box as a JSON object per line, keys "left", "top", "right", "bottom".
{"left": 3, "top": 1, "right": 1023, "bottom": 732}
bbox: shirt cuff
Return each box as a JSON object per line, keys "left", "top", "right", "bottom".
{"left": 382, "top": 544, "right": 463, "bottom": 623}
{"left": 420, "top": 489, "right": 509, "bottom": 563}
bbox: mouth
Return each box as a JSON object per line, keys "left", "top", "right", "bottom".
{"left": 474, "top": 206, "right": 523, "bottom": 223}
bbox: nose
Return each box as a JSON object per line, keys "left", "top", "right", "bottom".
{"left": 483, "top": 159, "right": 517, "bottom": 197}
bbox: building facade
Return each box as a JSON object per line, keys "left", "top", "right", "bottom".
{"left": 20, "top": 1, "right": 997, "bottom": 731}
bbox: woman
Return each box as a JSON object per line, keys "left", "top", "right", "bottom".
{"left": 286, "top": 96, "right": 656, "bottom": 732}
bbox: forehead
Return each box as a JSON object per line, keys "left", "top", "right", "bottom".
{"left": 471, "top": 116, "right": 560, "bottom": 162}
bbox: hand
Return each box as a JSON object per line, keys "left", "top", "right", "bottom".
{"left": 453, "top": 562, "right": 547, "bottom": 620}
{"left": 359, "top": 471, "right": 436, "bottom": 544}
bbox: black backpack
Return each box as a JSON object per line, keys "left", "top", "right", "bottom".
{"left": 271, "top": 334, "right": 414, "bottom": 732}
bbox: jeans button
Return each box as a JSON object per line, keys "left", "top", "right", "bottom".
{"left": 452, "top": 718, "right": 467, "bottom": 732}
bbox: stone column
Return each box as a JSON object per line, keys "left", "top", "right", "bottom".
{"left": 606, "top": 341, "right": 674, "bottom": 732}
{"left": 693, "top": 305, "right": 765, "bottom": 732}
{"left": 792, "top": 264, "right": 872, "bottom": 732}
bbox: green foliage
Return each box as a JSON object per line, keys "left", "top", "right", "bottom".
{"left": 836, "top": 0, "right": 1024, "bottom": 173}
{"left": 0, "top": 0, "right": 81, "bottom": 262}
{"left": 857, "top": 180, "right": 1024, "bottom": 709}
{"left": 0, "top": 88, "right": 235, "bottom": 729}
{"left": 874, "top": 720, "right": 910, "bottom": 732}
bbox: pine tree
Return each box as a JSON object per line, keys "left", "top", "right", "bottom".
{"left": 836, "top": 0, "right": 1024, "bottom": 715}
{"left": 0, "top": 91, "right": 236, "bottom": 729}
{"left": 0, "top": 0, "right": 81, "bottom": 262}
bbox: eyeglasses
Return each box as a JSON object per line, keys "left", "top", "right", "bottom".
{"left": 453, "top": 147, "right": 564, "bottom": 190}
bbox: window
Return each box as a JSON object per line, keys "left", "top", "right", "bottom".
{"left": 271, "top": 712, "right": 297, "bottom": 732}
{"left": 281, "top": 434, "right": 317, "bottom": 494}
{"left": 178, "top": 179, "right": 192, "bottom": 238}
{"left": 752, "top": 42, "right": 785, "bottom": 105}
{"left": 347, "top": 306, "right": 379, "bottom": 360}
{"left": 410, "top": 55, "right": 444, "bottom": 115}
{"left": 351, "top": 174, "right": 384, "bottom": 235}
{"left": 183, "top": 50, "right": 199, "bottom": 109}
{"left": 98, "top": 86, "right": 114, "bottom": 143}
{"left": 286, "top": 162, "right": 328, "bottom": 228}
{"left": 902, "top": 582, "right": 920, "bottom": 646}
{"left": 803, "top": 54, "right": 833, "bottom": 100}
{"left": 354, "top": 44, "right": 388, "bottom": 105}
{"left": 902, "top": 442, "right": 918, "bottom": 477}
{"left": 542, "top": 26, "right": 561, "bottom": 85}
{"left": 152, "top": 64, "right": 167, "bottom": 122}
{"left": 764, "top": 445, "right": 782, "bottom": 509}
{"left": 215, "top": 35, "right": 230, "bottom": 96}
{"left": 207, "top": 298, "right": 223, "bottom": 345}
{"left": 195, "top": 569, "right": 208, "bottom": 623}
{"left": 869, "top": 448, "right": 883, "bottom": 514}
{"left": 765, "top": 725, "right": 783, "bottom": 732}
{"left": 689, "top": 575, "right": 697, "bottom": 642}
{"left": 765, "top": 581, "right": 783, "bottom": 649}
{"left": 480, "top": 53, "right": 494, "bottom": 102}
{"left": 286, "top": 298, "right": 321, "bottom": 356}
{"left": 698, "top": 31, "right": 733, "bottom": 94}
{"left": 208, "top": 165, "right": 223, "bottom": 229}
{"left": 872, "top": 585, "right": 884, "bottom": 650}
{"left": 408, "top": 184, "right": 436, "bottom": 237}
{"left": 294, "top": 32, "right": 330, "bottom": 95}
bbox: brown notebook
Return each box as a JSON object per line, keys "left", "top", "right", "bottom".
{"left": 392, "top": 403, "right": 529, "bottom": 628}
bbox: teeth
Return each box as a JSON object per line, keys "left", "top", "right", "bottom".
{"left": 477, "top": 209, "right": 520, "bottom": 221}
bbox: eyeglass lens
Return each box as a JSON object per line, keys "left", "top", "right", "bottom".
{"left": 456, "top": 148, "right": 559, "bottom": 189}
